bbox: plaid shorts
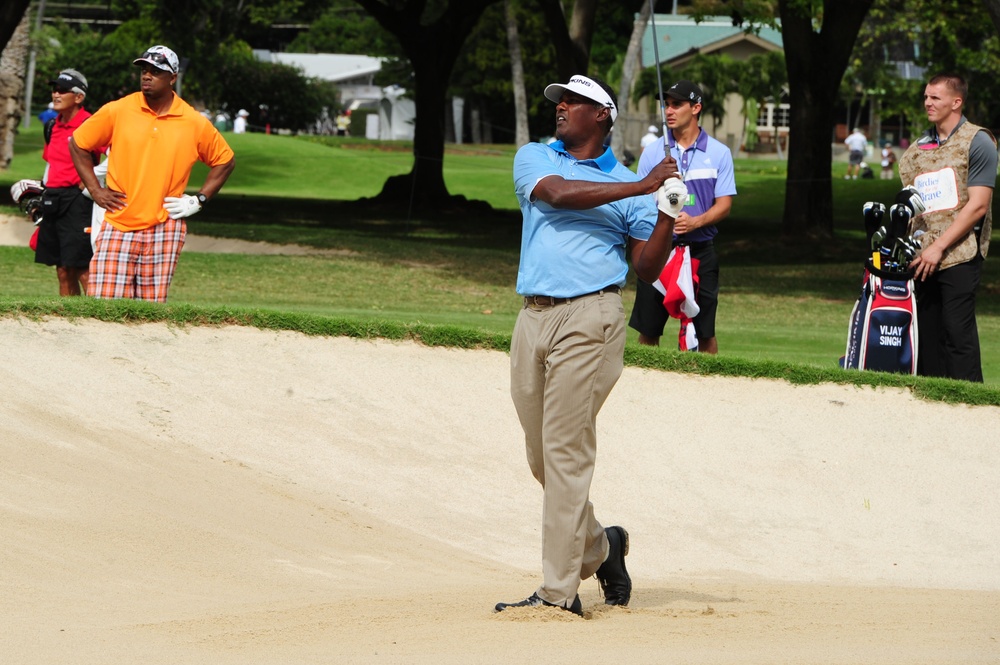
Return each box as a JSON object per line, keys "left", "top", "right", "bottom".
{"left": 87, "top": 217, "right": 186, "bottom": 302}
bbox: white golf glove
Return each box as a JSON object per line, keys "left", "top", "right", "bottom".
{"left": 163, "top": 194, "right": 202, "bottom": 219}
{"left": 656, "top": 178, "right": 688, "bottom": 217}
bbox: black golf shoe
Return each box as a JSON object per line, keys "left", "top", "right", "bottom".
{"left": 595, "top": 525, "right": 631, "bottom": 606}
{"left": 494, "top": 592, "right": 583, "bottom": 617}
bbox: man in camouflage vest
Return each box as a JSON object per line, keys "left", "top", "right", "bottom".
{"left": 898, "top": 73, "right": 996, "bottom": 382}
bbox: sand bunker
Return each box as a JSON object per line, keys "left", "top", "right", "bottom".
{"left": 2, "top": 317, "right": 998, "bottom": 664}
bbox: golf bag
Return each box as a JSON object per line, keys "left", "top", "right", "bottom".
{"left": 842, "top": 261, "right": 918, "bottom": 374}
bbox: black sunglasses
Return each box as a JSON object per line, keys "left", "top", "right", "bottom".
{"left": 52, "top": 86, "right": 74, "bottom": 94}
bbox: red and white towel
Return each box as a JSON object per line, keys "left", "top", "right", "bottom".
{"left": 652, "top": 246, "right": 701, "bottom": 351}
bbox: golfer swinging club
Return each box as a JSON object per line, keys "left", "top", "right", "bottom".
{"left": 495, "top": 72, "right": 685, "bottom": 616}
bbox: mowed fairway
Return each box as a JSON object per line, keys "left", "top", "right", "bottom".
{"left": 2, "top": 127, "right": 999, "bottom": 384}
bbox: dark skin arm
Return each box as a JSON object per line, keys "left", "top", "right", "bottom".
{"left": 70, "top": 137, "right": 126, "bottom": 212}
{"left": 531, "top": 155, "right": 680, "bottom": 283}
{"left": 197, "top": 158, "right": 236, "bottom": 200}
{"left": 70, "top": 137, "right": 236, "bottom": 208}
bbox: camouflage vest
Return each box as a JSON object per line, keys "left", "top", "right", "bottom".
{"left": 898, "top": 120, "right": 995, "bottom": 269}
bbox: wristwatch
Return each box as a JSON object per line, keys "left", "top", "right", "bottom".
{"left": 196, "top": 192, "right": 208, "bottom": 207}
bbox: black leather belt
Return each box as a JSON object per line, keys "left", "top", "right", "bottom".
{"left": 523, "top": 285, "right": 621, "bottom": 307}
{"left": 673, "top": 239, "right": 714, "bottom": 250}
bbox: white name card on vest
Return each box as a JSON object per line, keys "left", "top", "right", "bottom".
{"left": 913, "top": 166, "right": 960, "bottom": 213}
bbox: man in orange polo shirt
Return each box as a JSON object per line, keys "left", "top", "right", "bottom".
{"left": 70, "top": 45, "right": 236, "bottom": 302}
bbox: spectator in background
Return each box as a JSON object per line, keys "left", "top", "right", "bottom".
{"left": 640, "top": 125, "right": 659, "bottom": 149}
{"left": 844, "top": 127, "right": 868, "bottom": 179}
{"left": 336, "top": 110, "right": 351, "bottom": 136}
{"left": 38, "top": 102, "right": 58, "bottom": 125}
{"left": 880, "top": 141, "right": 896, "bottom": 180}
{"left": 36, "top": 68, "right": 105, "bottom": 296}
{"left": 234, "top": 109, "right": 249, "bottom": 134}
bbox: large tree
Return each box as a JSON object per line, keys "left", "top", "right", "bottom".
{"left": 1, "top": 10, "right": 30, "bottom": 170}
{"left": 695, "top": 0, "right": 874, "bottom": 238}
{"left": 352, "top": 0, "right": 503, "bottom": 209}
{"left": 778, "top": 0, "right": 874, "bottom": 238}
{"left": 538, "top": 0, "right": 597, "bottom": 80}
{"left": 0, "top": 0, "right": 31, "bottom": 53}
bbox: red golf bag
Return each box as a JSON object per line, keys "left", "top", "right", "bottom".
{"left": 842, "top": 261, "right": 918, "bottom": 374}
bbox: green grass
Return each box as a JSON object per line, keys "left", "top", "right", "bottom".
{"left": 3, "top": 125, "right": 999, "bottom": 402}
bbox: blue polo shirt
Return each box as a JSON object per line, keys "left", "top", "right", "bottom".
{"left": 513, "top": 140, "right": 658, "bottom": 297}
{"left": 637, "top": 127, "right": 736, "bottom": 243}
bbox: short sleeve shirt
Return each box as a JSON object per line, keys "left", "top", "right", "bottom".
{"left": 637, "top": 127, "right": 737, "bottom": 243}
{"left": 513, "top": 141, "right": 658, "bottom": 297}
{"left": 73, "top": 91, "right": 234, "bottom": 232}
{"left": 43, "top": 108, "right": 101, "bottom": 188}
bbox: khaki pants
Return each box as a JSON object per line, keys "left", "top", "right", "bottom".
{"left": 509, "top": 290, "right": 623, "bottom": 606}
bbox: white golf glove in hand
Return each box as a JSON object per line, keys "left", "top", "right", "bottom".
{"left": 163, "top": 194, "right": 202, "bottom": 219}
{"left": 656, "top": 178, "right": 688, "bottom": 217}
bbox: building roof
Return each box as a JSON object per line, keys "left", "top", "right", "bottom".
{"left": 642, "top": 14, "right": 783, "bottom": 67}
{"left": 253, "top": 51, "right": 383, "bottom": 83}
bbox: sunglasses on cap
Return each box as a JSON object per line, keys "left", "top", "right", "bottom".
{"left": 138, "top": 50, "right": 173, "bottom": 69}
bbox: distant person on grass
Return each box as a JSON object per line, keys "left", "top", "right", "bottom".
{"left": 495, "top": 74, "right": 683, "bottom": 617}
{"left": 844, "top": 127, "right": 868, "bottom": 180}
{"left": 70, "top": 45, "right": 235, "bottom": 302}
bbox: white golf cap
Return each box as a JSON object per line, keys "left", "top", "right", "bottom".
{"left": 543, "top": 75, "right": 618, "bottom": 123}
{"left": 133, "top": 45, "right": 179, "bottom": 74}
{"left": 647, "top": 125, "right": 658, "bottom": 134}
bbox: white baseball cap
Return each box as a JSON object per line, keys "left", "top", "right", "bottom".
{"left": 133, "top": 45, "right": 179, "bottom": 74}
{"left": 543, "top": 75, "right": 618, "bottom": 123}
{"left": 647, "top": 125, "right": 658, "bottom": 134}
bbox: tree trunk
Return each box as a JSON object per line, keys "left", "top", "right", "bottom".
{"left": 377, "top": 53, "right": 451, "bottom": 206}
{"left": 611, "top": 1, "right": 653, "bottom": 160}
{"left": 538, "top": 0, "right": 593, "bottom": 79}
{"left": 0, "top": 0, "right": 31, "bottom": 53}
{"left": 567, "top": 0, "right": 597, "bottom": 70}
{"left": 0, "top": 9, "right": 30, "bottom": 171}
{"left": 354, "top": 0, "right": 503, "bottom": 212}
{"left": 778, "top": 0, "right": 874, "bottom": 239}
{"left": 505, "top": 0, "right": 530, "bottom": 147}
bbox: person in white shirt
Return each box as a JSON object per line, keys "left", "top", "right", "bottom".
{"left": 640, "top": 125, "right": 659, "bottom": 149}
{"left": 233, "top": 109, "right": 249, "bottom": 134}
{"left": 844, "top": 127, "right": 868, "bottom": 179}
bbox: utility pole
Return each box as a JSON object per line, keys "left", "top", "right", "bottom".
{"left": 21, "top": 0, "right": 46, "bottom": 129}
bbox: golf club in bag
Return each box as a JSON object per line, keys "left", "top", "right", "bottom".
{"left": 841, "top": 187, "right": 926, "bottom": 374}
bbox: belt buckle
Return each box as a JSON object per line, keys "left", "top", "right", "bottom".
{"left": 526, "top": 295, "right": 556, "bottom": 307}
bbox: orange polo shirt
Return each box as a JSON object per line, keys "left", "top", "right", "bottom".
{"left": 73, "top": 91, "right": 234, "bottom": 232}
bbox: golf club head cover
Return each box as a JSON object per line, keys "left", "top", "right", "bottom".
{"left": 656, "top": 178, "right": 688, "bottom": 217}
{"left": 862, "top": 201, "right": 885, "bottom": 240}
{"left": 163, "top": 194, "right": 202, "bottom": 219}
{"left": 10, "top": 179, "right": 44, "bottom": 205}
{"left": 888, "top": 203, "right": 911, "bottom": 240}
{"left": 894, "top": 185, "right": 926, "bottom": 216}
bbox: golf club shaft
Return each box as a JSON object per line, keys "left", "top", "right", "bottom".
{"left": 648, "top": 0, "right": 669, "bottom": 150}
